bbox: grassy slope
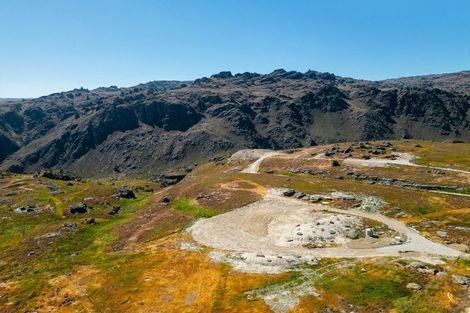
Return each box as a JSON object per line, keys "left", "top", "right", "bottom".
{"left": 1, "top": 140, "right": 470, "bottom": 312}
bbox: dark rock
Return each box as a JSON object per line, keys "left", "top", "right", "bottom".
{"left": 14, "top": 205, "right": 35, "bottom": 214}
{"left": 156, "top": 173, "right": 186, "bottom": 187}
{"left": 211, "top": 71, "right": 233, "bottom": 79}
{"left": 108, "top": 205, "right": 121, "bottom": 215}
{"left": 114, "top": 188, "right": 136, "bottom": 199}
{"left": 69, "top": 203, "right": 88, "bottom": 214}
{"left": 283, "top": 189, "right": 296, "bottom": 197}
{"left": 162, "top": 196, "right": 172, "bottom": 204}
{"left": 60, "top": 223, "right": 77, "bottom": 230}
{"left": 38, "top": 170, "right": 76, "bottom": 181}
{"left": 2, "top": 70, "right": 470, "bottom": 178}
{"left": 83, "top": 218, "right": 95, "bottom": 225}
{"left": 365, "top": 228, "right": 378, "bottom": 238}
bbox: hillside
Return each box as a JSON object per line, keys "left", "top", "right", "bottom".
{"left": 1, "top": 140, "right": 469, "bottom": 312}
{"left": 1, "top": 69, "right": 470, "bottom": 178}
{"left": 381, "top": 70, "right": 470, "bottom": 95}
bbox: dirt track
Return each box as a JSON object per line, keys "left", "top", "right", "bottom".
{"left": 239, "top": 150, "right": 286, "bottom": 173}
{"left": 190, "top": 189, "right": 467, "bottom": 262}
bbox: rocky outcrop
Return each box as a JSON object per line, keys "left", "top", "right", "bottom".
{"left": 0, "top": 70, "right": 469, "bottom": 177}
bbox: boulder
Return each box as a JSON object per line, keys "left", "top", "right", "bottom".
{"left": 365, "top": 228, "right": 378, "bottom": 238}
{"left": 162, "top": 196, "right": 172, "bottom": 204}
{"left": 69, "top": 203, "right": 88, "bottom": 214}
{"left": 114, "top": 188, "right": 136, "bottom": 199}
{"left": 283, "top": 189, "right": 296, "bottom": 197}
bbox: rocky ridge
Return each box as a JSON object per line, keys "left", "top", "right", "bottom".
{"left": 0, "top": 69, "right": 469, "bottom": 178}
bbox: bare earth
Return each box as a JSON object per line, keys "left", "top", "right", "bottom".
{"left": 189, "top": 189, "right": 467, "bottom": 273}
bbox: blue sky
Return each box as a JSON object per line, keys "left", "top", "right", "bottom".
{"left": 1, "top": 0, "right": 469, "bottom": 97}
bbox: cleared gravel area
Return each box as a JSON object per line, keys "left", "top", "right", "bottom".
{"left": 344, "top": 152, "right": 470, "bottom": 174}
{"left": 189, "top": 189, "right": 467, "bottom": 273}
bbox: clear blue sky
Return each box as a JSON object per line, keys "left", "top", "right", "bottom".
{"left": 1, "top": 0, "right": 469, "bottom": 97}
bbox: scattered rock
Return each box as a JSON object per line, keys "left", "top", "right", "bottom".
{"left": 408, "top": 261, "right": 426, "bottom": 269}
{"left": 13, "top": 205, "right": 35, "bottom": 214}
{"left": 60, "top": 223, "right": 77, "bottom": 231}
{"left": 156, "top": 173, "right": 187, "bottom": 187}
{"left": 37, "top": 170, "right": 77, "bottom": 181}
{"left": 436, "top": 230, "right": 448, "bottom": 237}
{"left": 294, "top": 192, "right": 306, "bottom": 199}
{"left": 452, "top": 274, "right": 470, "bottom": 286}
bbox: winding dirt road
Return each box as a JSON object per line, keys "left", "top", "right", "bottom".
{"left": 239, "top": 150, "right": 286, "bottom": 174}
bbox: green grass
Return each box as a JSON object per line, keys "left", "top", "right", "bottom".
{"left": 279, "top": 170, "right": 301, "bottom": 177}
{"left": 172, "top": 198, "right": 218, "bottom": 218}
{"left": 0, "top": 177, "right": 157, "bottom": 310}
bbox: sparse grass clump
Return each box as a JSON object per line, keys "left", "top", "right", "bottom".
{"left": 172, "top": 198, "right": 218, "bottom": 218}
{"left": 316, "top": 265, "right": 411, "bottom": 308}
{"left": 279, "top": 170, "right": 300, "bottom": 177}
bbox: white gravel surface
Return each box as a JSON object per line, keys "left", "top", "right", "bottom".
{"left": 189, "top": 189, "right": 467, "bottom": 274}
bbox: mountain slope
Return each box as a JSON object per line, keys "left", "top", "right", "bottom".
{"left": 0, "top": 70, "right": 469, "bottom": 178}
{"left": 381, "top": 70, "right": 470, "bottom": 95}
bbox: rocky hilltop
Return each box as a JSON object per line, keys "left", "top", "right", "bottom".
{"left": 1, "top": 69, "right": 469, "bottom": 178}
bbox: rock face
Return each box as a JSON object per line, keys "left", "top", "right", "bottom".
{"left": 1, "top": 70, "right": 470, "bottom": 178}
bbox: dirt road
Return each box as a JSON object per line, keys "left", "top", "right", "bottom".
{"left": 238, "top": 150, "right": 286, "bottom": 174}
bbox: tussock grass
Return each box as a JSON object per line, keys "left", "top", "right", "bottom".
{"left": 172, "top": 198, "right": 218, "bottom": 218}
